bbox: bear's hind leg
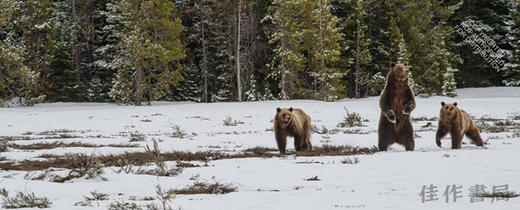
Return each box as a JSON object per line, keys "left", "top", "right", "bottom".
{"left": 300, "top": 130, "right": 312, "bottom": 151}
{"left": 378, "top": 115, "right": 395, "bottom": 151}
{"left": 400, "top": 120, "right": 415, "bottom": 151}
{"left": 465, "top": 125, "right": 484, "bottom": 146}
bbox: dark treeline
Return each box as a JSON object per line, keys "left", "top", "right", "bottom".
{"left": 1, "top": 0, "right": 519, "bottom": 105}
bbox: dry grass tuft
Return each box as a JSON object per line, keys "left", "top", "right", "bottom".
{"left": 168, "top": 181, "right": 236, "bottom": 195}
{"left": 0, "top": 144, "right": 378, "bottom": 171}
{"left": 0, "top": 139, "right": 7, "bottom": 152}
{"left": 305, "top": 176, "right": 320, "bottom": 181}
{"left": 9, "top": 141, "right": 139, "bottom": 150}
{"left": 297, "top": 145, "right": 378, "bottom": 156}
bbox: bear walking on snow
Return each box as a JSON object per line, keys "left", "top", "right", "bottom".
{"left": 274, "top": 107, "right": 312, "bottom": 154}
{"left": 378, "top": 62, "right": 416, "bottom": 151}
{"left": 436, "top": 102, "right": 484, "bottom": 149}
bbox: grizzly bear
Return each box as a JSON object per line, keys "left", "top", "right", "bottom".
{"left": 436, "top": 102, "right": 484, "bottom": 149}
{"left": 378, "top": 62, "right": 416, "bottom": 151}
{"left": 274, "top": 107, "right": 312, "bottom": 154}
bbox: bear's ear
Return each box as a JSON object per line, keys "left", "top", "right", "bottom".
{"left": 289, "top": 107, "right": 293, "bottom": 112}
{"left": 276, "top": 107, "right": 281, "bottom": 112}
{"left": 441, "top": 101, "right": 445, "bottom": 106}
{"left": 404, "top": 62, "right": 408, "bottom": 67}
{"left": 390, "top": 62, "right": 396, "bottom": 68}
{"left": 453, "top": 102, "right": 457, "bottom": 107}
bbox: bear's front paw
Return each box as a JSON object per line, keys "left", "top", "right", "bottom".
{"left": 403, "top": 104, "right": 414, "bottom": 114}
{"left": 386, "top": 110, "right": 396, "bottom": 124}
{"left": 436, "top": 139, "right": 442, "bottom": 147}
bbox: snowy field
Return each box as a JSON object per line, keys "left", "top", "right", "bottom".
{"left": 1, "top": 87, "right": 520, "bottom": 210}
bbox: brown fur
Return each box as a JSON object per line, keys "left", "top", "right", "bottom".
{"left": 274, "top": 107, "right": 312, "bottom": 154}
{"left": 436, "top": 102, "right": 484, "bottom": 149}
{"left": 378, "top": 62, "right": 416, "bottom": 151}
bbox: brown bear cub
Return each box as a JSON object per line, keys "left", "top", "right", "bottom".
{"left": 274, "top": 107, "right": 312, "bottom": 154}
{"left": 436, "top": 102, "right": 484, "bottom": 149}
{"left": 378, "top": 62, "right": 416, "bottom": 151}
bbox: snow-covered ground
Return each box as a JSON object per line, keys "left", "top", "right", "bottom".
{"left": 1, "top": 87, "right": 519, "bottom": 210}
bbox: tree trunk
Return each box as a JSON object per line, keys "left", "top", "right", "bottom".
{"left": 236, "top": 0, "right": 242, "bottom": 102}
{"left": 355, "top": 5, "right": 361, "bottom": 99}
{"left": 135, "top": 66, "right": 144, "bottom": 106}
{"left": 71, "top": 0, "right": 82, "bottom": 101}
{"left": 246, "top": 1, "right": 255, "bottom": 92}
{"left": 318, "top": 0, "right": 326, "bottom": 98}
{"left": 201, "top": 3, "right": 208, "bottom": 103}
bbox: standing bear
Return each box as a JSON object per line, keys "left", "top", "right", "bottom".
{"left": 436, "top": 102, "right": 484, "bottom": 149}
{"left": 274, "top": 107, "right": 312, "bottom": 154}
{"left": 378, "top": 62, "right": 416, "bottom": 151}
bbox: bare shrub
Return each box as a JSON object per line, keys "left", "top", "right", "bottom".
{"left": 116, "top": 158, "right": 134, "bottom": 174}
{"left": 69, "top": 154, "right": 105, "bottom": 180}
{"left": 130, "top": 131, "right": 147, "bottom": 142}
{"left": 50, "top": 154, "right": 106, "bottom": 183}
{"left": 341, "top": 156, "right": 359, "bottom": 164}
{"left": 0, "top": 188, "right": 52, "bottom": 208}
{"left": 74, "top": 191, "right": 109, "bottom": 207}
{"left": 337, "top": 107, "right": 367, "bottom": 128}
{"left": 223, "top": 117, "right": 244, "bottom": 126}
{"left": 343, "top": 128, "right": 370, "bottom": 134}
{"left": 137, "top": 140, "right": 182, "bottom": 176}
{"left": 312, "top": 125, "right": 341, "bottom": 135}
{"left": 170, "top": 125, "right": 187, "bottom": 139}
{"left": 155, "top": 184, "right": 174, "bottom": 210}
{"left": 108, "top": 200, "right": 142, "bottom": 210}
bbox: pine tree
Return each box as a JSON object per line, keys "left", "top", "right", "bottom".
{"left": 175, "top": 0, "right": 236, "bottom": 102}
{"left": 442, "top": 66, "right": 458, "bottom": 97}
{"left": 388, "top": 0, "right": 462, "bottom": 94}
{"left": 449, "top": 0, "right": 511, "bottom": 87}
{"left": 19, "top": 0, "right": 57, "bottom": 99}
{"left": 0, "top": 1, "right": 35, "bottom": 105}
{"left": 172, "top": 61, "right": 202, "bottom": 102}
{"left": 351, "top": 0, "right": 372, "bottom": 98}
{"left": 109, "top": 0, "right": 185, "bottom": 105}
{"left": 90, "top": 0, "right": 119, "bottom": 102}
{"left": 0, "top": 42, "right": 33, "bottom": 105}
{"left": 388, "top": 16, "right": 423, "bottom": 94}
{"left": 205, "top": 0, "right": 234, "bottom": 102}
{"left": 505, "top": 0, "right": 520, "bottom": 86}
{"left": 245, "top": 73, "right": 274, "bottom": 101}
{"left": 47, "top": 0, "right": 83, "bottom": 102}
{"left": 264, "top": 0, "right": 306, "bottom": 99}
{"left": 265, "top": 0, "right": 342, "bottom": 100}
{"left": 311, "top": 0, "right": 343, "bottom": 101}
{"left": 389, "top": 17, "right": 409, "bottom": 63}
{"left": 245, "top": 74, "right": 261, "bottom": 101}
